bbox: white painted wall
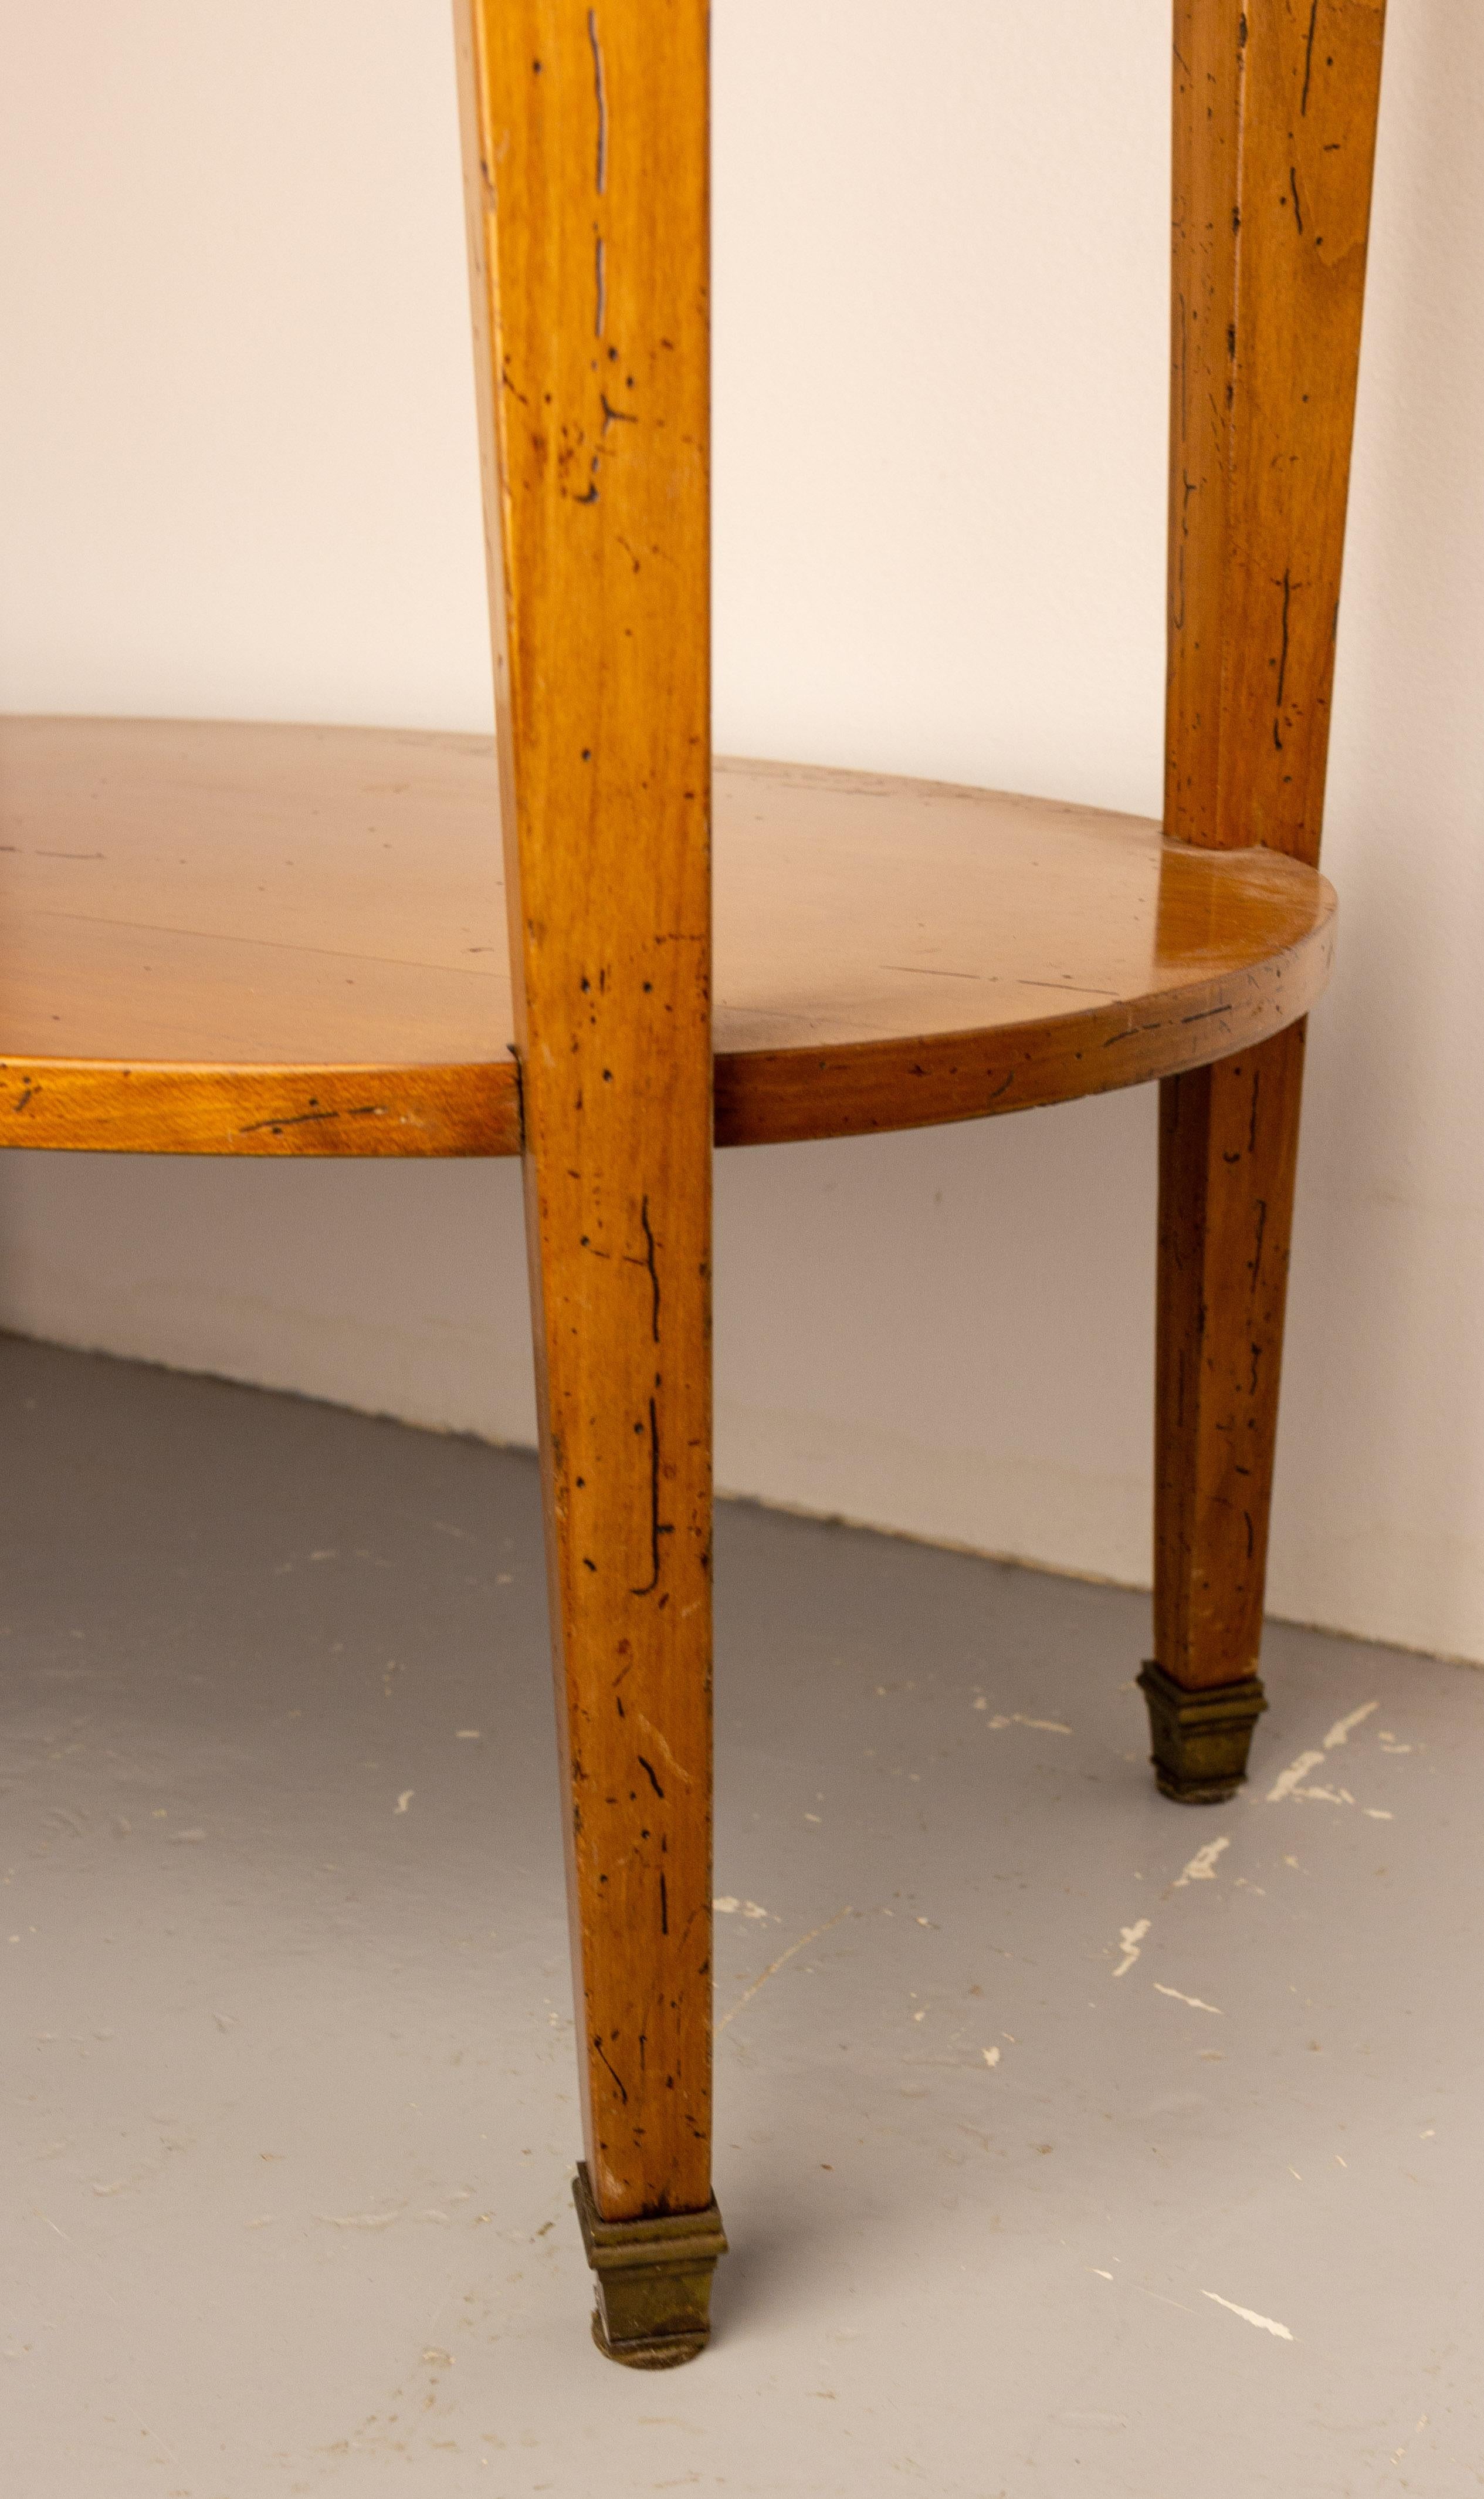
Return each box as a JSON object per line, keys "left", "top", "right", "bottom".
{"left": 2, "top": 4, "right": 1481, "bottom": 1662}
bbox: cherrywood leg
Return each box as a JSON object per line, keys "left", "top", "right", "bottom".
{"left": 458, "top": 0, "right": 723, "bottom": 2361}
{"left": 1150, "top": 6, "right": 1386, "bottom": 1797}
{"left": 1143, "top": 1020, "right": 1306, "bottom": 1799}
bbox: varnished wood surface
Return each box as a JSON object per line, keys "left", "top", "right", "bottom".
{"left": 1165, "top": 0, "right": 1385, "bottom": 861}
{"left": 0, "top": 719, "right": 507, "bottom": 1066}
{"left": 1153, "top": 4, "right": 1385, "bottom": 1708}
{"left": 462, "top": 0, "right": 716, "bottom": 2228}
{"left": 0, "top": 717, "right": 519, "bottom": 1155}
{"left": 711, "top": 758, "right": 1333, "bottom": 1145}
{"left": 0, "top": 718, "right": 1335, "bottom": 1158}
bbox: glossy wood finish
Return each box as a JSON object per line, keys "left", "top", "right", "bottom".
{"left": 1165, "top": 0, "right": 1385, "bottom": 865}
{"left": 0, "top": 720, "right": 1334, "bottom": 1158}
{"left": 1154, "top": 2, "right": 1385, "bottom": 1723}
{"left": 0, "top": 719, "right": 506, "bottom": 1065}
{"left": 461, "top": 0, "right": 716, "bottom": 2235}
{"left": 710, "top": 760, "right": 1332, "bottom": 1146}
{"left": 0, "top": 718, "right": 517, "bottom": 1155}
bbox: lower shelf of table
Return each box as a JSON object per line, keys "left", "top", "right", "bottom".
{"left": 0, "top": 720, "right": 1335, "bottom": 1155}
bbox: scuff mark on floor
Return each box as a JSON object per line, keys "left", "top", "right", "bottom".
{"left": 716, "top": 1907, "right": 853, "bottom": 2035}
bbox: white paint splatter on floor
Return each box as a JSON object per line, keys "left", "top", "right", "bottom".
{"left": 973, "top": 1705, "right": 1072, "bottom": 1732}
{"left": 1324, "top": 1700, "right": 1379, "bottom": 1749}
{"left": 1202, "top": 2290, "right": 1294, "bottom": 2341}
{"left": 1154, "top": 1983, "right": 1222, "bottom": 2016}
{"left": 1174, "top": 1837, "right": 1229, "bottom": 1888}
{"left": 1267, "top": 1751, "right": 1326, "bottom": 1802}
{"left": 1113, "top": 1919, "right": 1150, "bottom": 1978}
{"left": 1270, "top": 1705, "right": 1392, "bottom": 1808}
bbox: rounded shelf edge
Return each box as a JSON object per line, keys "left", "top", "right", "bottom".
{"left": 713, "top": 899, "right": 1336, "bottom": 1148}
{"left": 0, "top": 1060, "right": 521, "bottom": 1158}
{"left": 0, "top": 894, "right": 1333, "bottom": 1159}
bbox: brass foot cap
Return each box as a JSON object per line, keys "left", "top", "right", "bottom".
{"left": 1137, "top": 1660, "right": 1268, "bottom": 1804}
{"left": 572, "top": 2162, "right": 727, "bottom": 2369}
{"left": 589, "top": 2312, "right": 709, "bottom": 2370}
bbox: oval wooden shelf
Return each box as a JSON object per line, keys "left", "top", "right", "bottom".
{"left": 0, "top": 718, "right": 1334, "bottom": 1156}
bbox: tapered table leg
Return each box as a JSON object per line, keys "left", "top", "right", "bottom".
{"left": 1149, "top": 4, "right": 1386, "bottom": 1795}
{"left": 458, "top": 0, "right": 724, "bottom": 2359}
{"left": 1144, "top": 1022, "right": 1306, "bottom": 1800}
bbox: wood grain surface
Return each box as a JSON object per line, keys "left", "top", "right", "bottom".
{"left": 462, "top": 0, "right": 716, "bottom": 2225}
{"left": 0, "top": 719, "right": 1334, "bottom": 1158}
{"left": 1165, "top": 0, "right": 1385, "bottom": 864}
{"left": 1154, "top": 1, "right": 1385, "bottom": 1699}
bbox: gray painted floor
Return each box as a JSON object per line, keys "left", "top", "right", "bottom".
{"left": 2, "top": 1338, "right": 1479, "bottom": 2498}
